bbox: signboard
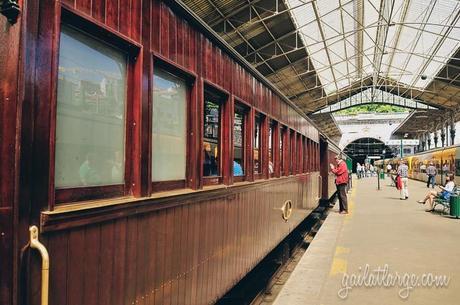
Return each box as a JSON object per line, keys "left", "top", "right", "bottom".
{"left": 385, "top": 139, "right": 419, "bottom": 146}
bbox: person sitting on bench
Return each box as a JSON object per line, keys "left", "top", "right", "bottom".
{"left": 417, "top": 175, "right": 455, "bottom": 212}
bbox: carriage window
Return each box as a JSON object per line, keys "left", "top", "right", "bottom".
{"left": 203, "top": 93, "right": 222, "bottom": 177}
{"left": 234, "top": 107, "right": 246, "bottom": 177}
{"left": 254, "top": 114, "right": 263, "bottom": 174}
{"left": 152, "top": 68, "right": 187, "bottom": 182}
{"left": 280, "top": 126, "right": 285, "bottom": 176}
{"left": 55, "top": 25, "right": 127, "bottom": 188}
{"left": 290, "top": 130, "right": 296, "bottom": 174}
{"left": 269, "top": 121, "right": 275, "bottom": 175}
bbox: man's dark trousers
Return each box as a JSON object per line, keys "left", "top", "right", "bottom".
{"left": 330, "top": 183, "right": 348, "bottom": 212}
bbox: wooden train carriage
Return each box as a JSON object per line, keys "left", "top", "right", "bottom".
{"left": 0, "top": 1, "right": 341, "bottom": 305}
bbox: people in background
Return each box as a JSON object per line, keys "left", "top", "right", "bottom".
{"left": 329, "top": 155, "right": 349, "bottom": 214}
{"left": 418, "top": 175, "right": 455, "bottom": 212}
{"left": 111, "top": 151, "right": 123, "bottom": 182}
{"left": 79, "top": 153, "right": 100, "bottom": 186}
{"left": 420, "top": 162, "right": 426, "bottom": 173}
{"left": 356, "top": 162, "right": 362, "bottom": 179}
{"left": 369, "top": 164, "right": 375, "bottom": 176}
{"left": 233, "top": 160, "right": 243, "bottom": 176}
{"left": 397, "top": 159, "right": 409, "bottom": 200}
{"left": 386, "top": 163, "right": 392, "bottom": 177}
{"left": 442, "top": 162, "right": 449, "bottom": 184}
{"left": 203, "top": 143, "right": 217, "bottom": 176}
{"left": 426, "top": 161, "right": 437, "bottom": 188}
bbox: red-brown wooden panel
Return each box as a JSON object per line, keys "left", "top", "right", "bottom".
{"left": 67, "top": 228, "right": 86, "bottom": 305}
{"left": 154, "top": 210, "right": 166, "bottom": 305}
{"left": 48, "top": 232, "right": 68, "bottom": 305}
{"left": 75, "top": 0, "right": 91, "bottom": 15}
{"left": 83, "top": 225, "right": 101, "bottom": 305}
{"left": 91, "top": 0, "right": 105, "bottom": 22}
{"left": 99, "top": 221, "right": 115, "bottom": 305}
{"left": 106, "top": 0, "right": 119, "bottom": 30}
{"left": 61, "top": 0, "right": 76, "bottom": 8}
{"left": 112, "top": 218, "right": 127, "bottom": 305}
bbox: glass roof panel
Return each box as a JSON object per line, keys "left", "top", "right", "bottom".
{"left": 315, "top": 88, "right": 437, "bottom": 114}
{"left": 286, "top": 0, "right": 460, "bottom": 98}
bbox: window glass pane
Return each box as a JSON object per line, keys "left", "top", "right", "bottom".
{"left": 254, "top": 115, "right": 262, "bottom": 174}
{"left": 55, "top": 25, "right": 127, "bottom": 188}
{"left": 233, "top": 110, "right": 244, "bottom": 176}
{"left": 280, "top": 127, "right": 285, "bottom": 175}
{"left": 152, "top": 68, "right": 187, "bottom": 181}
{"left": 203, "top": 98, "right": 220, "bottom": 176}
{"left": 269, "top": 122, "right": 274, "bottom": 174}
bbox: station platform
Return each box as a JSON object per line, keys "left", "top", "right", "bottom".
{"left": 272, "top": 176, "right": 460, "bottom": 305}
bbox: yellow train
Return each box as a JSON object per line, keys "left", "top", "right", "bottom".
{"left": 374, "top": 145, "right": 460, "bottom": 185}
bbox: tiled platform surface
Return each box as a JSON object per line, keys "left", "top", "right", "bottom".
{"left": 272, "top": 176, "right": 460, "bottom": 305}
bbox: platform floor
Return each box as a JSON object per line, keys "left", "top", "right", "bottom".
{"left": 272, "top": 176, "right": 460, "bottom": 305}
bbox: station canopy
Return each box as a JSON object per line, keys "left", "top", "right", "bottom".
{"left": 182, "top": 0, "right": 460, "bottom": 136}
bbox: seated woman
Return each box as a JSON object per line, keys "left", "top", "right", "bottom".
{"left": 417, "top": 175, "right": 455, "bottom": 212}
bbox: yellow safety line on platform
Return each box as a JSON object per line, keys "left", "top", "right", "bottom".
{"left": 334, "top": 246, "right": 350, "bottom": 256}
{"left": 329, "top": 258, "right": 348, "bottom": 276}
{"left": 344, "top": 182, "right": 356, "bottom": 221}
{"left": 329, "top": 183, "right": 356, "bottom": 277}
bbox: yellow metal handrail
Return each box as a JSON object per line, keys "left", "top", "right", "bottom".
{"left": 29, "top": 226, "right": 49, "bottom": 305}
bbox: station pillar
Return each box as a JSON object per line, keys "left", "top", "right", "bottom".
{"left": 434, "top": 133, "right": 438, "bottom": 148}
{"left": 441, "top": 129, "right": 445, "bottom": 147}
{"left": 451, "top": 123, "right": 456, "bottom": 146}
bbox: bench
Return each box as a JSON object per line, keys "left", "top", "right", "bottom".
{"left": 432, "top": 187, "right": 458, "bottom": 214}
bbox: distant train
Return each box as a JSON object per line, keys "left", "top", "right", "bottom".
{"left": 375, "top": 144, "right": 460, "bottom": 185}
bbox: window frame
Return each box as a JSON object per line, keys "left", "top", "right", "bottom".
{"left": 150, "top": 60, "right": 196, "bottom": 193}
{"left": 253, "top": 112, "right": 265, "bottom": 179}
{"left": 53, "top": 8, "right": 142, "bottom": 206}
{"left": 297, "top": 133, "right": 303, "bottom": 175}
{"left": 233, "top": 101, "right": 250, "bottom": 183}
{"left": 280, "top": 125, "right": 288, "bottom": 176}
{"left": 202, "top": 82, "right": 229, "bottom": 186}
{"left": 268, "top": 119, "right": 277, "bottom": 178}
{"left": 289, "top": 129, "right": 296, "bottom": 175}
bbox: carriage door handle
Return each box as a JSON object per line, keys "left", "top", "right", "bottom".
{"left": 29, "top": 226, "right": 49, "bottom": 305}
{"left": 317, "top": 175, "right": 322, "bottom": 200}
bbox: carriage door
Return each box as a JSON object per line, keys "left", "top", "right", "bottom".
{"left": 319, "top": 137, "right": 329, "bottom": 200}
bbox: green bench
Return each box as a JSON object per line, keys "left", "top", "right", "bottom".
{"left": 432, "top": 187, "right": 458, "bottom": 214}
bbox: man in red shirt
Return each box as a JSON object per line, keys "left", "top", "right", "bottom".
{"left": 330, "top": 155, "right": 349, "bottom": 214}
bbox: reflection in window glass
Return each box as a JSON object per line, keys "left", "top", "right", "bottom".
{"left": 234, "top": 110, "right": 244, "bottom": 176}
{"left": 290, "top": 131, "right": 295, "bottom": 174}
{"left": 55, "top": 25, "right": 126, "bottom": 188}
{"left": 269, "top": 122, "right": 274, "bottom": 174}
{"left": 152, "top": 68, "right": 187, "bottom": 181}
{"left": 280, "top": 127, "right": 285, "bottom": 175}
{"left": 254, "top": 115, "right": 262, "bottom": 174}
{"left": 203, "top": 98, "right": 220, "bottom": 176}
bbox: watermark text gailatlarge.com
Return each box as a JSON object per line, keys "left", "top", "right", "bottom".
{"left": 338, "top": 264, "right": 450, "bottom": 299}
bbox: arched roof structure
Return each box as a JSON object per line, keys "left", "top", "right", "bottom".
{"left": 181, "top": 0, "right": 460, "bottom": 137}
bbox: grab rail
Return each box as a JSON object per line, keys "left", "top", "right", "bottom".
{"left": 29, "top": 226, "right": 49, "bottom": 305}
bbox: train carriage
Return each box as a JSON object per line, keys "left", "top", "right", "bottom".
{"left": 0, "top": 1, "right": 346, "bottom": 305}
{"left": 382, "top": 144, "right": 460, "bottom": 186}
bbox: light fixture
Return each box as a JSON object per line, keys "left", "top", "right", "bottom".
{"left": 421, "top": 74, "right": 427, "bottom": 80}
{"left": 0, "top": 0, "right": 20, "bottom": 24}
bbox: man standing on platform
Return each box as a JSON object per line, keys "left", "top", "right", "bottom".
{"left": 330, "top": 155, "right": 349, "bottom": 214}
{"left": 426, "top": 161, "right": 437, "bottom": 188}
{"left": 397, "top": 160, "right": 409, "bottom": 200}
